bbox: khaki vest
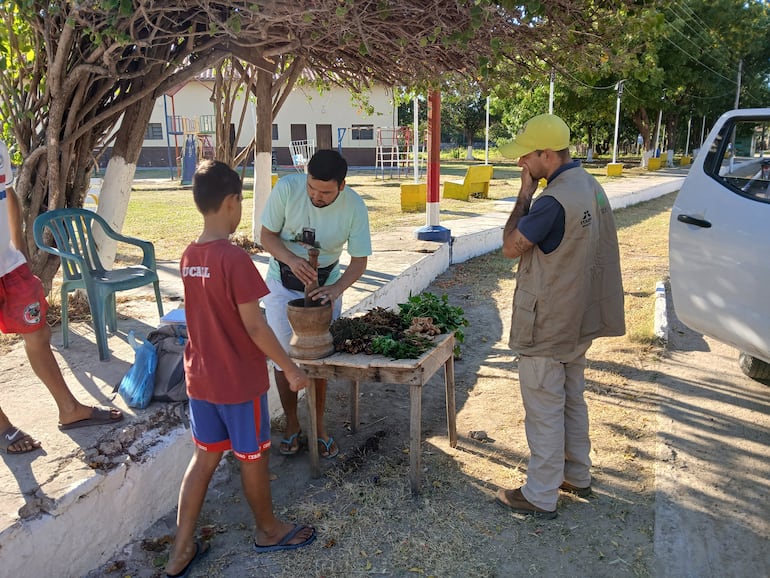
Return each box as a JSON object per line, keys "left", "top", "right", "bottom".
{"left": 509, "top": 166, "right": 625, "bottom": 359}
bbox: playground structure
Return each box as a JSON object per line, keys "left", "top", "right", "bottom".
{"left": 289, "top": 139, "right": 316, "bottom": 172}
{"left": 164, "top": 92, "right": 217, "bottom": 183}
{"left": 373, "top": 126, "right": 424, "bottom": 180}
{"left": 165, "top": 114, "right": 217, "bottom": 185}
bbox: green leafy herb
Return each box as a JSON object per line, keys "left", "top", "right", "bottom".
{"left": 369, "top": 334, "right": 433, "bottom": 359}
{"left": 398, "top": 292, "right": 469, "bottom": 346}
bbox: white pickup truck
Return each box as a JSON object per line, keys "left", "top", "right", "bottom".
{"left": 669, "top": 108, "right": 770, "bottom": 381}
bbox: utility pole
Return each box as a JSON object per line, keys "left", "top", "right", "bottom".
{"left": 734, "top": 59, "right": 742, "bottom": 109}
{"left": 654, "top": 109, "right": 663, "bottom": 157}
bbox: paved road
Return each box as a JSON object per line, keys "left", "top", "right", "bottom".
{"left": 653, "top": 293, "right": 770, "bottom": 576}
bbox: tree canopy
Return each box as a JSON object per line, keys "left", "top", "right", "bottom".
{"left": 490, "top": 0, "right": 770, "bottom": 154}
{"left": 0, "top": 0, "right": 633, "bottom": 287}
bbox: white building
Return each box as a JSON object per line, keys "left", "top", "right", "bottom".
{"left": 133, "top": 71, "right": 397, "bottom": 168}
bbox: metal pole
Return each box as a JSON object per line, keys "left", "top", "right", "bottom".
{"left": 426, "top": 91, "right": 440, "bottom": 228}
{"left": 685, "top": 115, "right": 692, "bottom": 156}
{"left": 485, "top": 95, "right": 490, "bottom": 165}
{"left": 612, "top": 81, "right": 623, "bottom": 164}
{"left": 413, "top": 96, "right": 419, "bottom": 183}
{"left": 734, "top": 59, "right": 742, "bottom": 110}
{"left": 701, "top": 115, "right": 706, "bottom": 146}
{"left": 415, "top": 91, "right": 451, "bottom": 242}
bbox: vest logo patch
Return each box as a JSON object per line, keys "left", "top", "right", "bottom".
{"left": 24, "top": 302, "right": 42, "bottom": 325}
{"left": 581, "top": 210, "right": 592, "bottom": 228}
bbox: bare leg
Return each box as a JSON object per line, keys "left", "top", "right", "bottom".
{"left": 275, "top": 369, "right": 334, "bottom": 454}
{"left": 241, "top": 456, "right": 314, "bottom": 546}
{"left": 0, "top": 407, "right": 15, "bottom": 433}
{"left": 0, "top": 406, "right": 41, "bottom": 453}
{"left": 165, "top": 447, "right": 221, "bottom": 576}
{"left": 313, "top": 378, "right": 332, "bottom": 442}
{"left": 275, "top": 368, "right": 300, "bottom": 437}
{"left": 22, "top": 325, "right": 120, "bottom": 425}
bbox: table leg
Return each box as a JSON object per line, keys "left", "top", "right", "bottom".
{"left": 444, "top": 355, "right": 457, "bottom": 448}
{"left": 350, "top": 380, "right": 360, "bottom": 433}
{"left": 409, "top": 383, "right": 422, "bottom": 494}
{"left": 306, "top": 378, "right": 320, "bottom": 477}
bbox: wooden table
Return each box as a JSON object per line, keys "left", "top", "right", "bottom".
{"left": 295, "top": 332, "right": 457, "bottom": 493}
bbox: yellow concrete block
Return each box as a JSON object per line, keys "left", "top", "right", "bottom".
{"left": 679, "top": 156, "right": 692, "bottom": 166}
{"left": 606, "top": 163, "right": 623, "bottom": 176}
{"left": 401, "top": 182, "right": 427, "bottom": 212}
{"left": 647, "top": 157, "right": 662, "bottom": 171}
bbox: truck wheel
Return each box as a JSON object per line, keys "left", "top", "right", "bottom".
{"left": 738, "top": 352, "right": 770, "bottom": 383}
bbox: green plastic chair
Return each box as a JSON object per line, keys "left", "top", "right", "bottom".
{"left": 33, "top": 208, "right": 164, "bottom": 361}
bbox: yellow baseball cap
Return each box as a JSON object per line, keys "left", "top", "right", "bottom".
{"left": 499, "top": 114, "right": 571, "bottom": 159}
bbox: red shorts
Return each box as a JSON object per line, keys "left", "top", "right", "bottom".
{"left": 0, "top": 264, "right": 49, "bottom": 334}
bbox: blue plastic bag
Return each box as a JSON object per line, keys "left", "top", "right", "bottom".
{"left": 118, "top": 330, "right": 158, "bottom": 409}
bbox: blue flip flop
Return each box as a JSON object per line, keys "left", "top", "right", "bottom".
{"left": 166, "top": 541, "right": 210, "bottom": 578}
{"left": 317, "top": 436, "right": 339, "bottom": 459}
{"left": 254, "top": 524, "right": 317, "bottom": 553}
{"left": 279, "top": 430, "right": 303, "bottom": 455}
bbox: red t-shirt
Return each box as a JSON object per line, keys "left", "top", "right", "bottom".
{"left": 180, "top": 239, "right": 270, "bottom": 404}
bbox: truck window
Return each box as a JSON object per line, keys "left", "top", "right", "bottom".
{"left": 706, "top": 118, "right": 770, "bottom": 201}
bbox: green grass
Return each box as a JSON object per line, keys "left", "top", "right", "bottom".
{"left": 122, "top": 157, "right": 645, "bottom": 263}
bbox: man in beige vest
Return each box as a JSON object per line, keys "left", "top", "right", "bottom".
{"left": 495, "top": 114, "right": 625, "bottom": 519}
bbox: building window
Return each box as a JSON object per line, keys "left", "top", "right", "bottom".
{"left": 351, "top": 124, "right": 374, "bottom": 140}
{"left": 272, "top": 124, "right": 279, "bottom": 140}
{"left": 144, "top": 123, "right": 163, "bottom": 140}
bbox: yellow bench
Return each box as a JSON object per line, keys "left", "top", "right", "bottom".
{"left": 442, "top": 165, "right": 494, "bottom": 200}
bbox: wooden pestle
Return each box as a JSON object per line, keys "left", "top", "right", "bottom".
{"left": 304, "top": 247, "right": 320, "bottom": 306}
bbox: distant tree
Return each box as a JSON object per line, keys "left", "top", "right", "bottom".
{"left": 440, "top": 90, "right": 489, "bottom": 159}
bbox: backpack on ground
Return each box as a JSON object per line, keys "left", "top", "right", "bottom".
{"left": 146, "top": 324, "right": 188, "bottom": 402}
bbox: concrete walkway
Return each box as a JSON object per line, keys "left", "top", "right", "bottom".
{"left": 0, "top": 168, "right": 687, "bottom": 577}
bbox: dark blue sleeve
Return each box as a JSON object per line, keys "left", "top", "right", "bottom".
{"left": 517, "top": 196, "right": 565, "bottom": 254}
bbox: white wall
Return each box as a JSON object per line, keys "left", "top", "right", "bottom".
{"left": 145, "top": 80, "right": 395, "bottom": 152}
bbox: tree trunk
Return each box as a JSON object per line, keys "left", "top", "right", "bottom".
{"left": 95, "top": 91, "right": 158, "bottom": 268}
{"left": 252, "top": 65, "right": 276, "bottom": 246}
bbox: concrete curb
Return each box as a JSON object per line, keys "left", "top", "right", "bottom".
{"left": 2, "top": 427, "right": 192, "bottom": 577}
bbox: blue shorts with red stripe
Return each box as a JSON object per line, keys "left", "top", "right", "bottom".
{"left": 188, "top": 394, "right": 271, "bottom": 461}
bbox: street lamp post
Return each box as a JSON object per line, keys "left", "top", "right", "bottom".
{"left": 607, "top": 80, "right": 624, "bottom": 176}
{"left": 611, "top": 80, "right": 624, "bottom": 164}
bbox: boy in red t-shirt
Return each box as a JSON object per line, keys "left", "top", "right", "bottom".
{"left": 165, "top": 160, "right": 316, "bottom": 577}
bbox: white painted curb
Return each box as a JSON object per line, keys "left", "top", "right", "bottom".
{"left": 2, "top": 426, "right": 192, "bottom": 577}
{"left": 654, "top": 280, "right": 669, "bottom": 342}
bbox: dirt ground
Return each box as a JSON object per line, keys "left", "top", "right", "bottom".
{"left": 86, "top": 250, "right": 665, "bottom": 578}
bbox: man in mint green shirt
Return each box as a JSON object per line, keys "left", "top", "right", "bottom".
{"left": 261, "top": 149, "right": 371, "bottom": 459}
